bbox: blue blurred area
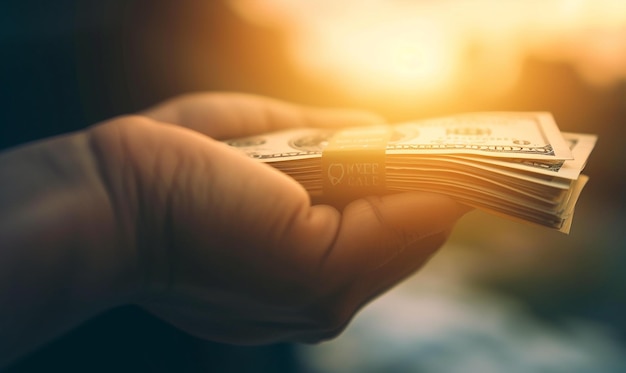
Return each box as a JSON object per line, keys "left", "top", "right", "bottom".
{"left": 297, "top": 255, "right": 626, "bottom": 373}
{"left": 2, "top": 1, "right": 625, "bottom": 372}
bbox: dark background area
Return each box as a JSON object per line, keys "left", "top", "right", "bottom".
{"left": 2, "top": 0, "right": 625, "bottom": 372}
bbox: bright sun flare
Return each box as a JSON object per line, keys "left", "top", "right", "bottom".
{"left": 229, "top": 0, "right": 626, "bottom": 102}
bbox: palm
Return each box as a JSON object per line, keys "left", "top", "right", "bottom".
{"left": 91, "top": 93, "right": 468, "bottom": 343}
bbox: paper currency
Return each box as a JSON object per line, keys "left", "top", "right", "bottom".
{"left": 225, "top": 112, "right": 597, "bottom": 233}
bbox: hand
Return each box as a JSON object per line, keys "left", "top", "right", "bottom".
{"left": 88, "top": 92, "right": 470, "bottom": 344}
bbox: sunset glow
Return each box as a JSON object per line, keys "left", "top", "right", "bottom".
{"left": 229, "top": 0, "right": 626, "bottom": 102}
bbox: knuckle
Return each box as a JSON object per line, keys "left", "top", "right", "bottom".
{"left": 352, "top": 196, "right": 387, "bottom": 223}
{"left": 357, "top": 196, "right": 399, "bottom": 239}
{"left": 111, "top": 114, "right": 155, "bottom": 127}
{"left": 95, "top": 114, "right": 156, "bottom": 133}
{"left": 350, "top": 196, "right": 410, "bottom": 263}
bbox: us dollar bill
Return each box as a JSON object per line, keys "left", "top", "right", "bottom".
{"left": 449, "top": 132, "right": 597, "bottom": 181}
{"left": 224, "top": 111, "right": 596, "bottom": 233}
{"left": 226, "top": 112, "right": 574, "bottom": 162}
{"left": 386, "top": 132, "right": 597, "bottom": 192}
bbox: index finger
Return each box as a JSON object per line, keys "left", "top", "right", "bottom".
{"left": 140, "top": 92, "right": 385, "bottom": 140}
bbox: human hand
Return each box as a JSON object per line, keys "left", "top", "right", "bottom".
{"left": 88, "top": 93, "right": 470, "bottom": 344}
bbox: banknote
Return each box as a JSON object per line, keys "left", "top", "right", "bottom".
{"left": 226, "top": 112, "right": 574, "bottom": 162}
{"left": 386, "top": 132, "right": 597, "bottom": 191}
{"left": 224, "top": 111, "right": 596, "bottom": 233}
{"left": 450, "top": 132, "right": 597, "bottom": 180}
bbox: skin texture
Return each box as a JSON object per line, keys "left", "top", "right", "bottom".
{"left": 0, "top": 92, "right": 470, "bottom": 367}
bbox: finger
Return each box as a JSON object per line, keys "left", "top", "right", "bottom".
{"left": 314, "top": 193, "right": 470, "bottom": 289}
{"left": 280, "top": 193, "right": 469, "bottom": 342}
{"left": 290, "top": 234, "right": 453, "bottom": 345}
{"left": 346, "top": 229, "right": 451, "bottom": 314}
{"left": 140, "top": 92, "right": 385, "bottom": 140}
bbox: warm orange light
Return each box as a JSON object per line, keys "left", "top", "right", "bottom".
{"left": 229, "top": 0, "right": 626, "bottom": 102}
{"left": 294, "top": 19, "right": 460, "bottom": 97}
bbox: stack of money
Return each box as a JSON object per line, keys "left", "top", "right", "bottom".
{"left": 225, "top": 112, "right": 597, "bottom": 233}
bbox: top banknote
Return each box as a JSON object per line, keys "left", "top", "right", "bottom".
{"left": 228, "top": 112, "right": 573, "bottom": 162}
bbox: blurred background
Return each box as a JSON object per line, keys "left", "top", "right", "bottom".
{"left": 2, "top": 0, "right": 625, "bottom": 372}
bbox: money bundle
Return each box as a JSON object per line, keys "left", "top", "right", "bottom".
{"left": 225, "top": 112, "right": 597, "bottom": 233}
